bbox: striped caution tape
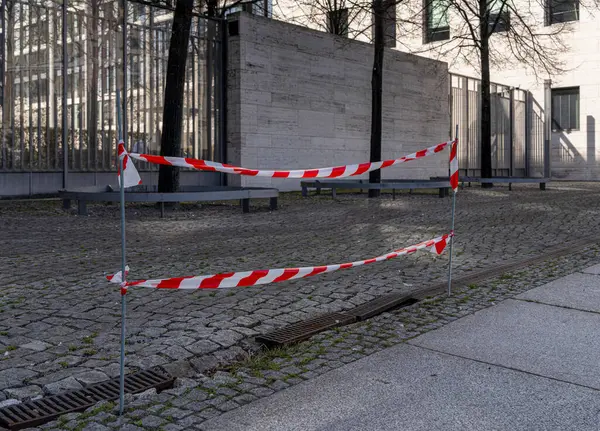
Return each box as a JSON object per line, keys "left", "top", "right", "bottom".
{"left": 107, "top": 234, "right": 451, "bottom": 290}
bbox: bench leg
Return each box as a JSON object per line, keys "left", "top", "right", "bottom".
{"left": 540, "top": 182, "right": 546, "bottom": 191}
{"left": 62, "top": 199, "right": 71, "bottom": 210}
{"left": 509, "top": 183, "right": 512, "bottom": 191}
{"left": 160, "top": 202, "right": 165, "bottom": 218}
{"left": 77, "top": 200, "right": 87, "bottom": 216}
{"left": 332, "top": 188, "right": 337, "bottom": 199}
{"left": 301, "top": 186, "right": 308, "bottom": 198}
{"left": 392, "top": 189, "right": 396, "bottom": 200}
{"left": 439, "top": 188, "right": 445, "bottom": 198}
{"left": 242, "top": 198, "right": 250, "bottom": 213}
{"left": 269, "top": 197, "right": 278, "bottom": 211}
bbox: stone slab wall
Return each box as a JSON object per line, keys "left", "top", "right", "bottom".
{"left": 227, "top": 13, "right": 450, "bottom": 190}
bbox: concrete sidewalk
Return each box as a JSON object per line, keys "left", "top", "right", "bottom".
{"left": 202, "top": 265, "right": 600, "bottom": 431}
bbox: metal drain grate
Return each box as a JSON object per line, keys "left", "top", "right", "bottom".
{"left": 256, "top": 312, "right": 356, "bottom": 347}
{"left": 0, "top": 367, "right": 174, "bottom": 430}
{"left": 345, "top": 293, "right": 419, "bottom": 321}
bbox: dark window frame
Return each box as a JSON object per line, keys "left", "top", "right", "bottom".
{"left": 383, "top": 4, "right": 397, "bottom": 48}
{"left": 423, "top": 0, "right": 450, "bottom": 44}
{"left": 545, "top": 0, "right": 579, "bottom": 25}
{"left": 371, "top": 3, "right": 397, "bottom": 48}
{"left": 551, "top": 86, "right": 580, "bottom": 131}
{"left": 488, "top": 10, "right": 510, "bottom": 33}
{"left": 326, "top": 8, "right": 349, "bottom": 37}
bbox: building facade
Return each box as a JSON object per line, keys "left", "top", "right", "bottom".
{"left": 275, "top": 0, "right": 598, "bottom": 180}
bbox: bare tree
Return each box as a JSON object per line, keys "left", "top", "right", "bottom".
{"left": 1, "top": 0, "right": 16, "bottom": 157}
{"left": 277, "top": 0, "right": 402, "bottom": 197}
{"left": 398, "top": 0, "right": 593, "bottom": 183}
{"left": 157, "top": 0, "right": 194, "bottom": 193}
{"left": 158, "top": 0, "right": 266, "bottom": 193}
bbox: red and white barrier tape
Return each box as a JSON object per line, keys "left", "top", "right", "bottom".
{"left": 107, "top": 234, "right": 450, "bottom": 290}
{"left": 118, "top": 143, "right": 142, "bottom": 188}
{"left": 127, "top": 140, "right": 455, "bottom": 179}
{"left": 449, "top": 140, "right": 459, "bottom": 192}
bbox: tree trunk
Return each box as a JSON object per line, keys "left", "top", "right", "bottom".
{"left": 2, "top": 1, "right": 15, "bottom": 154}
{"left": 369, "top": 0, "right": 385, "bottom": 198}
{"left": 479, "top": 0, "right": 493, "bottom": 186}
{"left": 87, "top": 0, "right": 99, "bottom": 168}
{"left": 158, "top": 0, "right": 194, "bottom": 193}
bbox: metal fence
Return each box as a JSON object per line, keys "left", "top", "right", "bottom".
{"left": 449, "top": 73, "right": 547, "bottom": 178}
{"left": 0, "top": 0, "right": 225, "bottom": 177}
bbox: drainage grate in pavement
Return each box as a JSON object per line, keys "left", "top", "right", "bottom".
{"left": 0, "top": 367, "right": 175, "bottom": 430}
{"left": 256, "top": 312, "right": 356, "bottom": 347}
{"left": 345, "top": 293, "right": 418, "bottom": 321}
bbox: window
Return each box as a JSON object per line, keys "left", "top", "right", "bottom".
{"left": 372, "top": 3, "right": 397, "bottom": 48}
{"left": 546, "top": 0, "right": 579, "bottom": 25}
{"left": 225, "top": 0, "right": 272, "bottom": 18}
{"left": 327, "top": 8, "right": 349, "bottom": 37}
{"left": 488, "top": 0, "right": 510, "bottom": 33}
{"left": 383, "top": 5, "right": 396, "bottom": 47}
{"left": 424, "top": 0, "right": 450, "bottom": 43}
{"left": 551, "top": 87, "right": 579, "bottom": 131}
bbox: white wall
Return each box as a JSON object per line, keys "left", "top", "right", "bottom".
{"left": 226, "top": 12, "right": 450, "bottom": 191}
{"left": 395, "top": 1, "right": 600, "bottom": 180}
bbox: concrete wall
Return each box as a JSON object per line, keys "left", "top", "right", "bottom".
{"left": 0, "top": 171, "right": 221, "bottom": 198}
{"left": 226, "top": 13, "right": 450, "bottom": 191}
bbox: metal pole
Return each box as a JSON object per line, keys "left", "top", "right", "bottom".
{"left": 116, "top": 87, "right": 126, "bottom": 416}
{"left": 220, "top": 18, "right": 227, "bottom": 186}
{"left": 62, "top": 0, "right": 68, "bottom": 188}
{"left": 447, "top": 124, "right": 458, "bottom": 296}
{"left": 117, "top": 0, "right": 129, "bottom": 415}
{"left": 122, "top": 0, "right": 128, "bottom": 150}
{"left": 543, "top": 79, "right": 552, "bottom": 179}
{"left": 509, "top": 88, "right": 514, "bottom": 177}
{"left": 524, "top": 91, "right": 531, "bottom": 177}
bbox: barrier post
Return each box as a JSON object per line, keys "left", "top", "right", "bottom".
{"left": 447, "top": 125, "right": 458, "bottom": 296}
{"left": 117, "top": 0, "right": 129, "bottom": 414}
{"left": 116, "top": 87, "right": 127, "bottom": 415}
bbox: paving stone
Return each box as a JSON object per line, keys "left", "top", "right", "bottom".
{"left": 4, "top": 385, "right": 43, "bottom": 401}
{"left": 20, "top": 341, "right": 52, "bottom": 352}
{"left": 0, "top": 399, "right": 20, "bottom": 408}
{"left": 82, "top": 423, "right": 111, "bottom": 431}
{"left": 232, "top": 393, "right": 258, "bottom": 405}
{"left": 140, "top": 415, "right": 164, "bottom": 428}
{"left": 249, "top": 387, "right": 275, "bottom": 397}
{"left": 190, "top": 355, "right": 220, "bottom": 374}
{"left": 44, "top": 376, "right": 84, "bottom": 394}
{"left": 161, "top": 407, "right": 192, "bottom": 420}
{"left": 215, "top": 400, "right": 239, "bottom": 412}
{"left": 212, "top": 330, "right": 244, "bottom": 348}
{"left": 74, "top": 370, "right": 109, "bottom": 385}
{"left": 0, "top": 368, "right": 37, "bottom": 390}
{"left": 186, "top": 340, "right": 220, "bottom": 356}
{"left": 268, "top": 380, "right": 289, "bottom": 391}
{"left": 231, "top": 316, "right": 261, "bottom": 328}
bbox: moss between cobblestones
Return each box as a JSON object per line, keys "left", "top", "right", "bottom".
{"left": 40, "top": 243, "right": 600, "bottom": 430}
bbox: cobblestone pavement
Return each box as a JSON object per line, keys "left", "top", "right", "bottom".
{"left": 0, "top": 182, "right": 600, "bottom": 419}
{"left": 37, "top": 229, "right": 600, "bottom": 430}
